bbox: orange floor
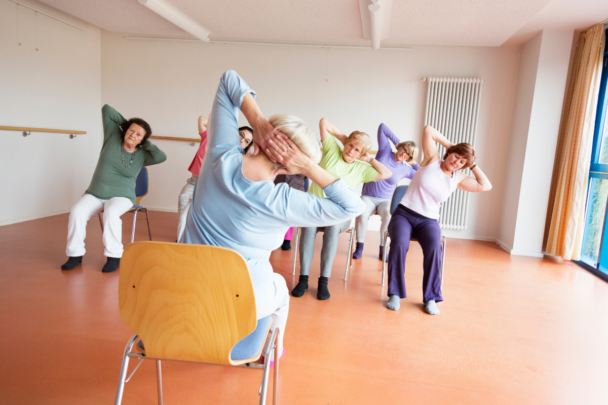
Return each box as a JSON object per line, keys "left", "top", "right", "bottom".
{"left": 1, "top": 211, "right": 608, "bottom": 405}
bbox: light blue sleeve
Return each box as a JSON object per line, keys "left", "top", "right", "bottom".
{"left": 207, "top": 70, "right": 257, "bottom": 151}
{"left": 283, "top": 179, "right": 366, "bottom": 227}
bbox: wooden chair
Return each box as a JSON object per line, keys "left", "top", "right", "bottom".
{"left": 114, "top": 242, "right": 280, "bottom": 405}
{"left": 381, "top": 186, "right": 447, "bottom": 289}
{"left": 291, "top": 225, "right": 356, "bottom": 281}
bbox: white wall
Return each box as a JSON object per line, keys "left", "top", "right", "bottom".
{"left": 497, "top": 29, "right": 574, "bottom": 256}
{"left": 101, "top": 32, "right": 520, "bottom": 240}
{"left": 0, "top": 0, "right": 101, "bottom": 225}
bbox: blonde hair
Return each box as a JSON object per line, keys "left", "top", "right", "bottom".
{"left": 344, "top": 131, "right": 372, "bottom": 156}
{"left": 396, "top": 140, "right": 419, "bottom": 160}
{"left": 269, "top": 114, "right": 321, "bottom": 164}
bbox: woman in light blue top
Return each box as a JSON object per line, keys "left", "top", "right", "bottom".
{"left": 181, "top": 70, "right": 366, "bottom": 357}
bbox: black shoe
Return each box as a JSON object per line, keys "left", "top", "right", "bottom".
{"left": 317, "top": 276, "right": 330, "bottom": 300}
{"left": 291, "top": 275, "right": 309, "bottom": 297}
{"left": 281, "top": 239, "right": 291, "bottom": 251}
{"left": 61, "top": 256, "right": 82, "bottom": 270}
{"left": 102, "top": 257, "right": 121, "bottom": 273}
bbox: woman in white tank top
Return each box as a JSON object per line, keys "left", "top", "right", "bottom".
{"left": 386, "top": 125, "right": 492, "bottom": 315}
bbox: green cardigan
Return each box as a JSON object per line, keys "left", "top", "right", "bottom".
{"left": 85, "top": 105, "right": 167, "bottom": 204}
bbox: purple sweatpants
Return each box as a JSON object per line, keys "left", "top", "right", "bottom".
{"left": 387, "top": 205, "right": 443, "bottom": 302}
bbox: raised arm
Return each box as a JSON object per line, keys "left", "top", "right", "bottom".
{"left": 378, "top": 123, "right": 400, "bottom": 152}
{"left": 207, "top": 71, "right": 256, "bottom": 151}
{"left": 198, "top": 115, "right": 208, "bottom": 134}
{"left": 457, "top": 166, "right": 492, "bottom": 192}
{"left": 359, "top": 153, "right": 392, "bottom": 181}
{"left": 319, "top": 118, "right": 348, "bottom": 145}
{"left": 421, "top": 125, "right": 453, "bottom": 166}
{"left": 142, "top": 140, "right": 167, "bottom": 166}
{"left": 101, "top": 104, "right": 126, "bottom": 143}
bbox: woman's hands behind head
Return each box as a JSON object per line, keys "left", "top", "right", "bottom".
{"left": 270, "top": 133, "right": 313, "bottom": 176}
{"left": 358, "top": 153, "right": 373, "bottom": 163}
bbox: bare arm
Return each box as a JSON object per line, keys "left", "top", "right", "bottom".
{"left": 457, "top": 166, "right": 492, "bottom": 192}
{"left": 240, "top": 93, "right": 283, "bottom": 162}
{"left": 198, "top": 115, "right": 208, "bottom": 133}
{"left": 359, "top": 153, "right": 392, "bottom": 181}
{"left": 421, "top": 125, "right": 453, "bottom": 166}
{"left": 270, "top": 133, "right": 337, "bottom": 189}
{"left": 319, "top": 118, "right": 348, "bottom": 144}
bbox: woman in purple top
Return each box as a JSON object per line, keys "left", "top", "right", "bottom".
{"left": 353, "top": 123, "right": 420, "bottom": 261}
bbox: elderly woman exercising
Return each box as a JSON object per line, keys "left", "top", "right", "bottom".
{"left": 176, "top": 114, "right": 254, "bottom": 240}
{"left": 353, "top": 123, "right": 419, "bottom": 261}
{"left": 291, "top": 118, "right": 392, "bottom": 300}
{"left": 61, "top": 105, "right": 167, "bottom": 273}
{"left": 386, "top": 125, "right": 492, "bottom": 315}
{"left": 180, "top": 70, "right": 365, "bottom": 360}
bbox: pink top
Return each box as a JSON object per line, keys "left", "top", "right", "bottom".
{"left": 187, "top": 131, "right": 208, "bottom": 176}
{"left": 399, "top": 159, "right": 460, "bottom": 219}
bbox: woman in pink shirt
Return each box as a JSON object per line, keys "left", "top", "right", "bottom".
{"left": 386, "top": 125, "right": 492, "bottom": 315}
{"left": 177, "top": 115, "right": 253, "bottom": 239}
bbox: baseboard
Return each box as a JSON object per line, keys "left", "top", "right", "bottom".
{"left": 494, "top": 238, "right": 543, "bottom": 257}
{"left": 495, "top": 238, "right": 513, "bottom": 254}
{"left": 0, "top": 209, "right": 71, "bottom": 226}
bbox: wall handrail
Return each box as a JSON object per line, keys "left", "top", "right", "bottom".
{"left": 150, "top": 135, "right": 199, "bottom": 143}
{"left": 0, "top": 126, "right": 87, "bottom": 135}
{"left": 150, "top": 135, "right": 379, "bottom": 154}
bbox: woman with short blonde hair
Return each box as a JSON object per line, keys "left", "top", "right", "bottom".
{"left": 291, "top": 118, "right": 392, "bottom": 301}
{"left": 353, "top": 123, "right": 421, "bottom": 261}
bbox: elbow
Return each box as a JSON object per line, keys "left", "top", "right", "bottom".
{"left": 485, "top": 184, "right": 493, "bottom": 192}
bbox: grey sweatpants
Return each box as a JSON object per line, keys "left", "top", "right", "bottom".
{"left": 298, "top": 219, "right": 352, "bottom": 278}
{"left": 355, "top": 195, "right": 391, "bottom": 246}
{"left": 177, "top": 174, "right": 198, "bottom": 240}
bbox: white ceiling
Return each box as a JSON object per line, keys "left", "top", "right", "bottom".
{"left": 37, "top": 0, "right": 608, "bottom": 47}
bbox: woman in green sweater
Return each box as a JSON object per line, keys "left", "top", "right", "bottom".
{"left": 61, "top": 105, "right": 167, "bottom": 273}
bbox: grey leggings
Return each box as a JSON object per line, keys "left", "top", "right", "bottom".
{"left": 355, "top": 195, "right": 391, "bottom": 246}
{"left": 298, "top": 219, "right": 352, "bottom": 278}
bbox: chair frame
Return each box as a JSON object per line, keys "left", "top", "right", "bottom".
{"left": 98, "top": 167, "right": 152, "bottom": 244}
{"left": 381, "top": 232, "right": 447, "bottom": 290}
{"left": 290, "top": 226, "right": 357, "bottom": 281}
{"left": 98, "top": 207, "right": 152, "bottom": 244}
{"left": 114, "top": 328, "right": 280, "bottom": 405}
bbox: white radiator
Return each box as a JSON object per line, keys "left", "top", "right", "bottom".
{"left": 423, "top": 77, "right": 483, "bottom": 231}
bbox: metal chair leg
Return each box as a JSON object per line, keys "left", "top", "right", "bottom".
{"left": 144, "top": 209, "right": 152, "bottom": 241}
{"left": 273, "top": 329, "right": 280, "bottom": 405}
{"left": 259, "top": 328, "right": 278, "bottom": 405}
{"left": 292, "top": 228, "right": 299, "bottom": 276}
{"left": 156, "top": 360, "right": 164, "bottom": 405}
{"left": 131, "top": 209, "right": 139, "bottom": 244}
{"left": 440, "top": 236, "right": 446, "bottom": 291}
{"left": 344, "top": 228, "right": 354, "bottom": 281}
{"left": 382, "top": 232, "right": 389, "bottom": 286}
{"left": 114, "top": 334, "right": 139, "bottom": 405}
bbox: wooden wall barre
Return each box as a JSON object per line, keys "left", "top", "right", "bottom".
{"left": 0, "top": 125, "right": 87, "bottom": 139}
{"left": 150, "top": 135, "right": 378, "bottom": 154}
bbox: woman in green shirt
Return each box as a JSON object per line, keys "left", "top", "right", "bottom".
{"left": 61, "top": 105, "right": 167, "bottom": 273}
{"left": 292, "top": 118, "right": 392, "bottom": 300}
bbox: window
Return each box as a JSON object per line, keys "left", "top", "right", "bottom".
{"left": 577, "top": 36, "right": 608, "bottom": 281}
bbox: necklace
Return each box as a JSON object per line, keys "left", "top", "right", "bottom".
{"left": 121, "top": 146, "right": 138, "bottom": 169}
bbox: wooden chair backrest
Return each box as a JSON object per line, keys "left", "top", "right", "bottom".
{"left": 119, "top": 242, "right": 257, "bottom": 365}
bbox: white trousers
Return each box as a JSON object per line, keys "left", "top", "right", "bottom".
{"left": 355, "top": 195, "right": 391, "bottom": 246}
{"left": 259, "top": 273, "right": 290, "bottom": 357}
{"left": 177, "top": 174, "right": 197, "bottom": 240}
{"left": 66, "top": 194, "right": 133, "bottom": 258}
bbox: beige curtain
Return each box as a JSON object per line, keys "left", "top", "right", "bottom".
{"left": 545, "top": 25, "right": 605, "bottom": 260}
